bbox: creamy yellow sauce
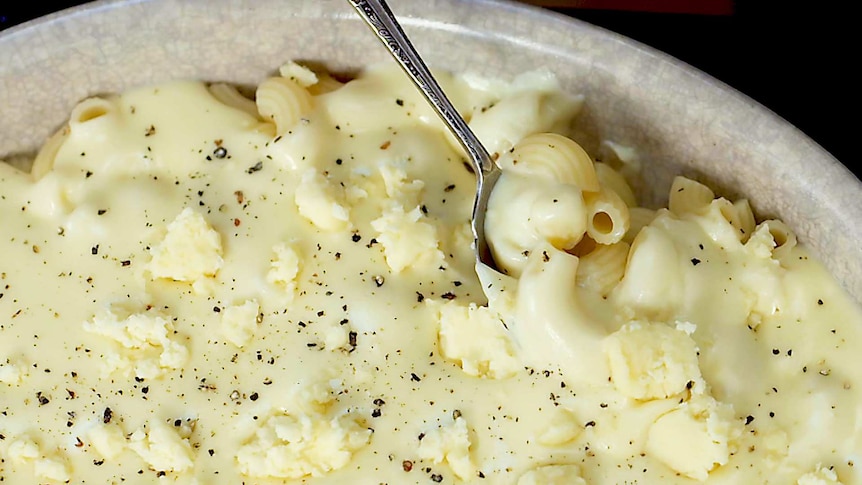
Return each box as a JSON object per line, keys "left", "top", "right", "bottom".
{"left": 0, "top": 63, "right": 859, "bottom": 484}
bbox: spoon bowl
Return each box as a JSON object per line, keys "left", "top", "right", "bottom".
{"left": 349, "top": 0, "right": 500, "bottom": 269}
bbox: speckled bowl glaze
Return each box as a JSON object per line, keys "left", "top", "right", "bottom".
{"left": 1, "top": 0, "right": 860, "bottom": 298}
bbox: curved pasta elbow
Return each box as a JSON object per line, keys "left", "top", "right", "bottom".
{"left": 668, "top": 176, "right": 714, "bottom": 217}
{"left": 30, "top": 126, "right": 69, "bottom": 181}
{"left": 576, "top": 241, "right": 630, "bottom": 297}
{"left": 515, "top": 243, "right": 608, "bottom": 383}
{"left": 65, "top": 96, "right": 123, "bottom": 146}
{"left": 584, "top": 188, "right": 630, "bottom": 245}
{"left": 255, "top": 77, "right": 314, "bottom": 135}
{"left": 69, "top": 96, "right": 119, "bottom": 127}
{"left": 612, "top": 225, "right": 683, "bottom": 320}
{"left": 485, "top": 173, "right": 586, "bottom": 277}
{"left": 501, "top": 133, "right": 600, "bottom": 192}
{"left": 760, "top": 219, "right": 797, "bottom": 264}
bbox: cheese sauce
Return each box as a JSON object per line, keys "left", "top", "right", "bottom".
{"left": 0, "top": 64, "right": 859, "bottom": 484}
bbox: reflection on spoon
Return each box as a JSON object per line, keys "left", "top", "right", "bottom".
{"left": 348, "top": 0, "right": 501, "bottom": 270}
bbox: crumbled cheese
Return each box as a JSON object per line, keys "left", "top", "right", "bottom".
{"left": 345, "top": 169, "right": 371, "bottom": 204}
{"left": 236, "top": 380, "right": 371, "bottom": 479}
{"left": 0, "top": 360, "right": 24, "bottom": 385}
{"left": 34, "top": 457, "right": 71, "bottom": 482}
{"left": 416, "top": 416, "right": 474, "bottom": 480}
{"left": 604, "top": 321, "right": 703, "bottom": 401}
{"left": 378, "top": 160, "right": 424, "bottom": 207}
{"left": 5, "top": 436, "right": 70, "bottom": 482}
{"left": 278, "top": 61, "right": 319, "bottom": 88}
{"left": 293, "top": 380, "right": 339, "bottom": 415}
{"left": 756, "top": 425, "right": 789, "bottom": 468}
{"left": 645, "top": 395, "right": 742, "bottom": 481}
{"left": 222, "top": 299, "right": 261, "bottom": 347}
{"left": 674, "top": 320, "right": 697, "bottom": 335}
{"left": 87, "top": 422, "right": 127, "bottom": 460}
{"left": 6, "top": 436, "right": 40, "bottom": 463}
{"left": 267, "top": 242, "right": 301, "bottom": 297}
{"left": 517, "top": 464, "right": 588, "bottom": 485}
{"left": 744, "top": 222, "right": 779, "bottom": 260}
{"left": 797, "top": 464, "right": 844, "bottom": 485}
{"left": 537, "top": 407, "right": 582, "bottom": 446}
{"left": 294, "top": 169, "right": 351, "bottom": 231}
{"left": 371, "top": 204, "right": 445, "bottom": 273}
{"left": 436, "top": 301, "right": 520, "bottom": 379}
{"left": 128, "top": 420, "right": 195, "bottom": 473}
{"left": 148, "top": 207, "right": 223, "bottom": 284}
{"left": 83, "top": 304, "right": 189, "bottom": 380}
{"left": 321, "top": 321, "right": 349, "bottom": 350}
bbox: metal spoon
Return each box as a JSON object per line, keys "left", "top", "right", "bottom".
{"left": 349, "top": 0, "right": 500, "bottom": 269}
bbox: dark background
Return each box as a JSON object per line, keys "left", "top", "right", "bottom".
{"left": 1, "top": 1, "right": 855, "bottom": 178}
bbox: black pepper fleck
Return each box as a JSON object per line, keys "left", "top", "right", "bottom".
{"left": 246, "top": 161, "right": 264, "bottom": 173}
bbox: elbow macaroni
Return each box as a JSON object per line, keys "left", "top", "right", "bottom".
{"left": 0, "top": 60, "right": 858, "bottom": 485}
{"left": 255, "top": 76, "right": 314, "bottom": 135}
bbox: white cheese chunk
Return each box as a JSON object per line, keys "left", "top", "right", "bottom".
{"left": 236, "top": 380, "right": 371, "bottom": 479}
{"left": 278, "top": 61, "right": 319, "bottom": 88}
{"left": 517, "top": 464, "right": 588, "bottom": 485}
{"left": 436, "top": 300, "right": 520, "bottom": 379}
{"left": 416, "top": 416, "right": 474, "bottom": 480}
{"left": 128, "top": 420, "right": 195, "bottom": 473}
{"left": 83, "top": 305, "right": 189, "bottom": 380}
{"left": 294, "top": 169, "right": 351, "bottom": 231}
{"left": 148, "top": 207, "right": 223, "bottom": 284}
{"left": 6, "top": 436, "right": 40, "bottom": 463}
{"left": 321, "top": 322, "right": 350, "bottom": 351}
{"left": 744, "top": 222, "right": 778, "bottom": 260}
{"left": 87, "top": 422, "right": 127, "bottom": 460}
{"left": 5, "top": 436, "right": 70, "bottom": 482}
{"left": 645, "top": 395, "right": 742, "bottom": 481}
{"left": 537, "top": 408, "right": 582, "bottom": 446}
{"left": 267, "top": 242, "right": 301, "bottom": 297}
{"left": 797, "top": 464, "right": 844, "bottom": 485}
{"left": 0, "top": 360, "right": 25, "bottom": 385}
{"left": 221, "top": 299, "right": 261, "bottom": 347}
{"left": 604, "top": 321, "right": 703, "bottom": 401}
{"left": 378, "top": 159, "right": 424, "bottom": 207}
{"left": 34, "top": 457, "right": 72, "bottom": 482}
{"left": 371, "top": 204, "right": 445, "bottom": 273}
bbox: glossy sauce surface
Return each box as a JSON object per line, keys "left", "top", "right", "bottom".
{"left": 0, "top": 65, "right": 859, "bottom": 484}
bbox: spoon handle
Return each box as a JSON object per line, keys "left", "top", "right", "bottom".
{"left": 348, "top": 0, "right": 495, "bottom": 177}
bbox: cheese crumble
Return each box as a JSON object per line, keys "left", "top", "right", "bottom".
{"left": 0, "top": 63, "right": 860, "bottom": 484}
